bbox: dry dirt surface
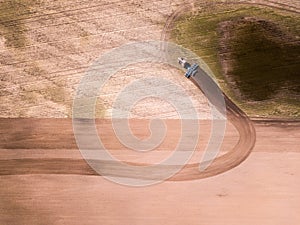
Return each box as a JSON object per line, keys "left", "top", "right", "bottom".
{"left": 0, "top": 118, "right": 299, "bottom": 224}
{"left": 0, "top": 0, "right": 300, "bottom": 224}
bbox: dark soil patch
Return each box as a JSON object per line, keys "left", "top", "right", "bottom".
{"left": 219, "top": 17, "right": 300, "bottom": 101}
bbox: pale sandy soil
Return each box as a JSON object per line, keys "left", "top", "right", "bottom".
{"left": 0, "top": 152, "right": 299, "bottom": 225}
{"left": 1, "top": 0, "right": 298, "bottom": 118}
{"left": 0, "top": 0, "right": 194, "bottom": 118}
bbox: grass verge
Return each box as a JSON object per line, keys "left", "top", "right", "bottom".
{"left": 171, "top": 5, "right": 300, "bottom": 118}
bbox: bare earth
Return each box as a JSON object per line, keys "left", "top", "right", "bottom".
{"left": 0, "top": 119, "right": 299, "bottom": 224}
{"left": 0, "top": 0, "right": 300, "bottom": 224}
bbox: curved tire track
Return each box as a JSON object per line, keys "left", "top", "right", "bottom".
{"left": 163, "top": 0, "right": 298, "bottom": 180}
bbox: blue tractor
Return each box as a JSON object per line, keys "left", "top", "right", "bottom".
{"left": 178, "top": 57, "right": 199, "bottom": 78}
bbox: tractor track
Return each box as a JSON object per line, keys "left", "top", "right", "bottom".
{"left": 0, "top": 64, "right": 256, "bottom": 181}
{"left": 161, "top": 0, "right": 299, "bottom": 41}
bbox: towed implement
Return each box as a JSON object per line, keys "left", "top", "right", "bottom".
{"left": 178, "top": 57, "right": 199, "bottom": 78}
